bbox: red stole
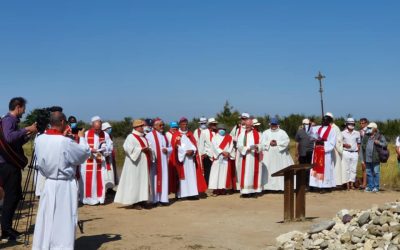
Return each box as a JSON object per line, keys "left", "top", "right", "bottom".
{"left": 312, "top": 125, "right": 332, "bottom": 180}
{"left": 132, "top": 133, "right": 151, "bottom": 171}
{"left": 170, "top": 131, "right": 207, "bottom": 193}
{"left": 85, "top": 129, "right": 105, "bottom": 198}
{"left": 240, "top": 130, "right": 260, "bottom": 189}
{"left": 45, "top": 129, "right": 64, "bottom": 135}
{"left": 152, "top": 130, "right": 169, "bottom": 194}
{"left": 217, "top": 135, "right": 236, "bottom": 189}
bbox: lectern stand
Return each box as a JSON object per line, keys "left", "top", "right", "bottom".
{"left": 271, "top": 164, "right": 314, "bottom": 222}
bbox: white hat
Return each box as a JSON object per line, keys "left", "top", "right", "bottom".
{"left": 240, "top": 112, "right": 250, "bottom": 119}
{"left": 252, "top": 118, "right": 261, "bottom": 126}
{"left": 198, "top": 117, "right": 207, "bottom": 124}
{"left": 324, "top": 112, "right": 334, "bottom": 119}
{"left": 102, "top": 122, "right": 112, "bottom": 131}
{"left": 91, "top": 116, "right": 101, "bottom": 123}
{"left": 302, "top": 118, "right": 310, "bottom": 124}
{"left": 346, "top": 118, "right": 355, "bottom": 124}
{"left": 367, "top": 122, "right": 378, "bottom": 129}
{"left": 208, "top": 117, "right": 218, "bottom": 124}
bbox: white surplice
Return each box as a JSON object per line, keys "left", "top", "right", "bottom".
{"left": 114, "top": 130, "right": 150, "bottom": 205}
{"left": 209, "top": 134, "right": 235, "bottom": 189}
{"left": 146, "top": 130, "right": 172, "bottom": 203}
{"left": 309, "top": 126, "right": 337, "bottom": 188}
{"left": 32, "top": 133, "right": 90, "bottom": 250}
{"left": 177, "top": 131, "right": 199, "bottom": 198}
{"left": 230, "top": 124, "right": 245, "bottom": 190}
{"left": 261, "top": 128, "right": 294, "bottom": 191}
{"left": 79, "top": 130, "right": 113, "bottom": 205}
{"left": 332, "top": 123, "right": 345, "bottom": 186}
{"left": 237, "top": 129, "right": 262, "bottom": 194}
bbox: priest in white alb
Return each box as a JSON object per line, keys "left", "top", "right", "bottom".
{"left": 230, "top": 112, "right": 250, "bottom": 190}
{"left": 32, "top": 112, "right": 90, "bottom": 250}
{"left": 114, "top": 120, "right": 152, "bottom": 209}
{"left": 237, "top": 119, "right": 262, "bottom": 197}
{"left": 209, "top": 124, "right": 235, "bottom": 195}
{"left": 170, "top": 117, "right": 207, "bottom": 199}
{"left": 309, "top": 113, "right": 337, "bottom": 191}
{"left": 146, "top": 118, "right": 172, "bottom": 205}
{"left": 261, "top": 118, "right": 294, "bottom": 191}
{"left": 80, "top": 116, "right": 113, "bottom": 205}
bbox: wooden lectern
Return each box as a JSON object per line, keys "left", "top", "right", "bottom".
{"left": 271, "top": 164, "right": 314, "bottom": 222}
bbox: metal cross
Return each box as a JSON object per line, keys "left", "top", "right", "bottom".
{"left": 315, "top": 71, "right": 325, "bottom": 117}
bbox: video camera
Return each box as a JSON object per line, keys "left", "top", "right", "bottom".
{"left": 35, "top": 106, "right": 63, "bottom": 134}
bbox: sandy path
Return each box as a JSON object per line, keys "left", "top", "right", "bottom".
{"left": 3, "top": 190, "right": 399, "bottom": 250}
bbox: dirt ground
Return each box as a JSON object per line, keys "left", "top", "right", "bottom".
{"left": 2, "top": 189, "right": 400, "bottom": 250}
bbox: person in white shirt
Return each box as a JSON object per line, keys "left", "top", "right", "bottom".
{"left": 32, "top": 111, "right": 90, "bottom": 250}
{"left": 341, "top": 118, "right": 361, "bottom": 190}
{"left": 199, "top": 118, "right": 218, "bottom": 185}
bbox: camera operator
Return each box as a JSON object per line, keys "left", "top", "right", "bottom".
{"left": 0, "top": 97, "right": 37, "bottom": 241}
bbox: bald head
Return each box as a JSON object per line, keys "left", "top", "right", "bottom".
{"left": 49, "top": 111, "right": 67, "bottom": 131}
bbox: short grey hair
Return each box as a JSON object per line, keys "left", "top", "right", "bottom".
{"left": 49, "top": 111, "right": 67, "bottom": 127}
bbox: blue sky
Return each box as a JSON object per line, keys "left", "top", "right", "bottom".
{"left": 0, "top": 1, "right": 399, "bottom": 122}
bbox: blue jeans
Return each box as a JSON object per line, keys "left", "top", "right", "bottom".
{"left": 366, "top": 162, "right": 380, "bottom": 190}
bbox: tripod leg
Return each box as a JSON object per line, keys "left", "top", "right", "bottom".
{"left": 13, "top": 163, "right": 33, "bottom": 230}
{"left": 24, "top": 159, "right": 38, "bottom": 246}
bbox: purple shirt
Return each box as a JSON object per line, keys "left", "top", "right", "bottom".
{"left": 0, "top": 113, "right": 28, "bottom": 164}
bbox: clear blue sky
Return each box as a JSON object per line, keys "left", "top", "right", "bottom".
{"left": 0, "top": 1, "right": 399, "bottom": 122}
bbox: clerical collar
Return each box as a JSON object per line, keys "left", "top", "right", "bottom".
{"left": 132, "top": 129, "right": 144, "bottom": 136}
{"left": 179, "top": 129, "right": 188, "bottom": 134}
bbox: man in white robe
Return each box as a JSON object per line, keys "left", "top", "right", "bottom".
{"left": 80, "top": 116, "right": 113, "bottom": 205}
{"left": 114, "top": 120, "right": 151, "bottom": 209}
{"left": 209, "top": 124, "right": 235, "bottom": 195}
{"left": 237, "top": 119, "right": 262, "bottom": 197}
{"left": 32, "top": 112, "right": 90, "bottom": 250}
{"left": 309, "top": 114, "right": 337, "bottom": 191}
{"left": 200, "top": 117, "right": 217, "bottom": 185}
{"left": 146, "top": 119, "right": 172, "bottom": 205}
{"left": 193, "top": 117, "right": 207, "bottom": 148}
{"left": 325, "top": 113, "right": 345, "bottom": 188}
{"left": 230, "top": 112, "right": 250, "bottom": 190}
{"left": 170, "top": 117, "right": 207, "bottom": 199}
{"left": 261, "top": 118, "right": 294, "bottom": 191}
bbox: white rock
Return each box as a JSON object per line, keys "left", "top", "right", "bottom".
{"left": 276, "top": 231, "right": 304, "bottom": 246}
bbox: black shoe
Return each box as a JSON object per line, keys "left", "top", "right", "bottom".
{"left": 9, "top": 229, "right": 21, "bottom": 237}
{"left": 1, "top": 229, "right": 18, "bottom": 242}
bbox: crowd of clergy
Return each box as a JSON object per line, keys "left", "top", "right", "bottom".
{"left": 65, "top": 111, "right": 380, "bottom": 210}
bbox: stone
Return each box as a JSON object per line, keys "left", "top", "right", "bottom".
{"left": 368, "top": 225, "right": 383, "bottom": 236}
{"left": 342, "top": 214, "right": 352, "bottom": 224}
{"left": 340, "top": 231, "right": 351, "bottom": 244}
{"left": 364, "top": 239, "right": 374, "bottom": 250}
{"left": 351, "top": 235, "right": 361, "bottom": 244}
{"left": 373, "top": 216, "right": 381, "bottom": 225}
{"left": 337, "top": 209, "right": 349, "bottom": 220}
{"left": 308, "top": 221, "right": 336, "bottom": 234}
{"left": 352, "top": 229, "right": 364, "bottom": 238}
{"left": 320, "top": 241, "right": 329, "bottom": 249}
{"left": 379, "top": 203, "right": 392, "bottom": 212}
{"left": 276, "top": 231, "right": 303, "bottom": 246}
{"left": 391, "top": 206, "right": 400, "bottom": 214}
{"left": 313, "top": 238, "right": 324, "bottom": 246}
{"left": 383, "top": 232, "right": 393, "bottom": 242}
{"left": 333, "top": 223, "right": 347, "bottom": 235}
{"left": 357, "top": 212, "right": 370, "bottom": 226}
{"left": 388, "top": 244, "right": 398, "bottom": 250}
{"left": 379, "top": 215, "right": 389, "bottom": 226}
{"left": 382, "top": 224, "right": 389, "bottom": 232}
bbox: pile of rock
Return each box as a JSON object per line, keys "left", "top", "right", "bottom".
{"left": 275, "top": 202, "right": 400, "bottom": 249}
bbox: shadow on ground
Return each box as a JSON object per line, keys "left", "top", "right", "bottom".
{"left": 75, "top": 233, "right": 122, "bottom": 249}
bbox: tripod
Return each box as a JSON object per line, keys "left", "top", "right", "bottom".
{"left": 13, "top": 151, "right": 38, "bottom": 246}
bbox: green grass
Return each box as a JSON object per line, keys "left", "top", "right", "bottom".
{"left": 23, "top": 138, "right": 400, "bottom": 189}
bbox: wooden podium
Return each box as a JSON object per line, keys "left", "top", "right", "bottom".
{"left": 271, "top": 164, "right": 314, "bottom": 222}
